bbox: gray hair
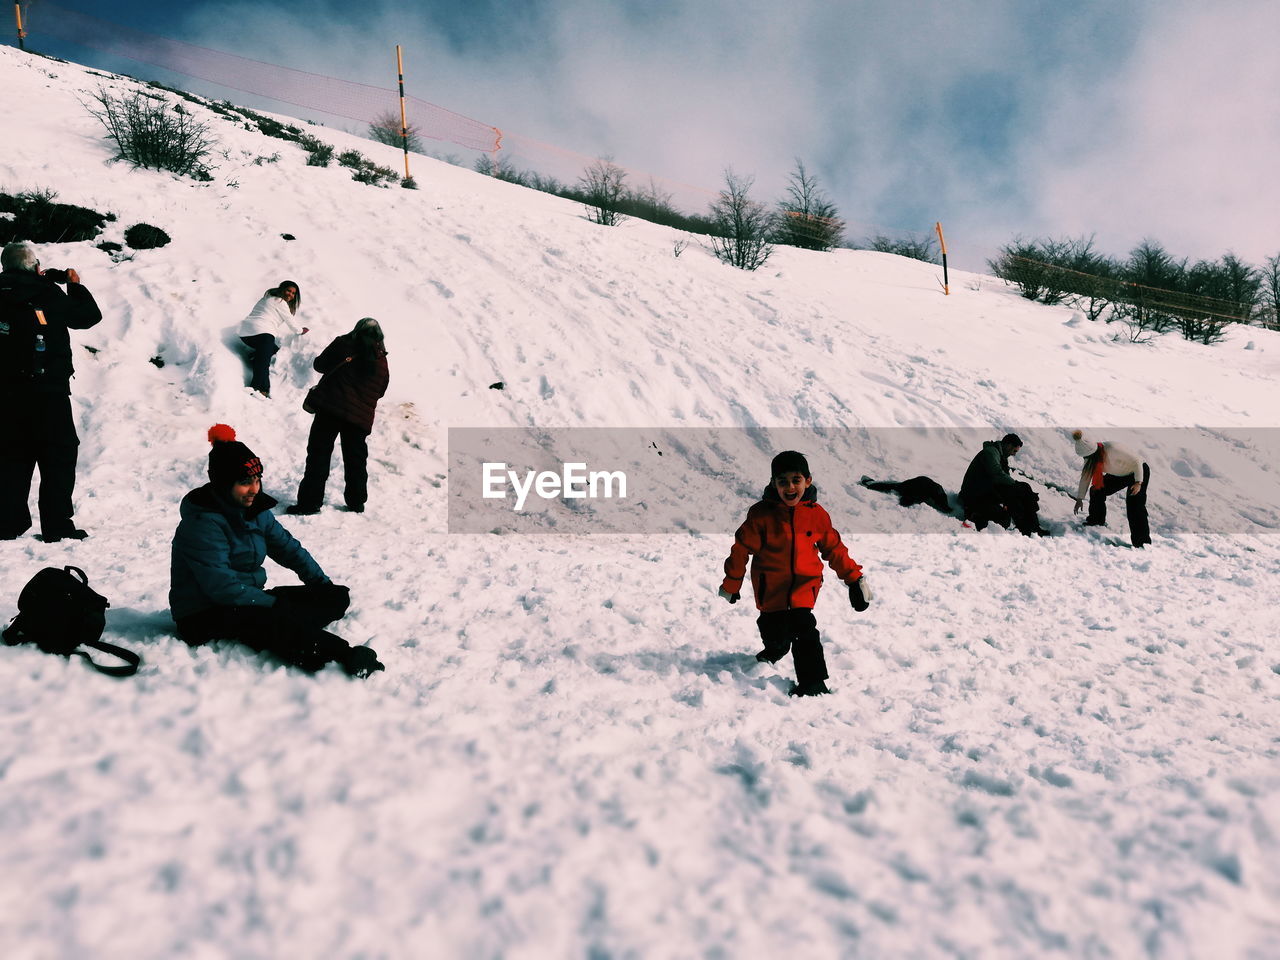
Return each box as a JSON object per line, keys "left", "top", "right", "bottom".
{"left": 1, "top": 242, "right": 39, "bottom": 272}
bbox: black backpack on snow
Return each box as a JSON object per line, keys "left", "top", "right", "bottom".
{"left": 3, "top": 566, "right": 141, "bottom": 677}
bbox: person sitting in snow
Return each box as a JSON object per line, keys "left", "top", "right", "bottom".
{"left": 1070, "top": 430, "right": 1151, "bottom": 548}
{"left": 238, "top": 279, "right": 308, "bottom": 398}
{"left": 958, "top": 433, "right": 1048, "bottom": 536}
{"left": 719, "top": 451, "right": 870, "bottom": 697}
{"left": 169, "top": 424, "right": 383, "bottom": 677}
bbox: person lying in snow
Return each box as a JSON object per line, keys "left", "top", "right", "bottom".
{"left": 958, "top": 433, "right": 1049, "bottom": 537}
{"left": 858, "top": 474, "right": 953, "bottom": 515}
{"left": 1070, "top": 430, "right": 1151, "bottom": 548}
{"left": 719, "top": 450, "right": 870, "bottom": 697}
{"left": 169, "top": 424, "right": 383, "bottom": 677}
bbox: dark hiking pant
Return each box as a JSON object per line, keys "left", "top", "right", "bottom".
{"left": 241, "top": 334, "right": 279, "bottom": 394}
{"left": 175, "top": 583, "right": 354, "bottom": 672}
{"left": 1087, "top": 463, "right": 1151, "bottom": 547}
{"left": 295, "top": 412, "right": 370, "bottom": 510}
{"left": 964, "top": 482, "right": 1042, "bottom": 535}
{"left": 757, "top": 608, "right": 828, "bottom": 685}
{"left": 0, "top": 391, "right": 80, "bottom": 539}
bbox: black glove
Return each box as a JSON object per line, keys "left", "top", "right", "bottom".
{"left": 849, "top": 576, "right": 872, "bottom": 612}
{"left": 718, "top": 587, "right": 740, "bottom": 604}
{"left": 318, "top": 582, "right": 351, "bottom": 604}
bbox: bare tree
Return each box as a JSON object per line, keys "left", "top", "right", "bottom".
{"left": 369, "top": 110, "right": 423, "bottom": 153}
{"left": 578, "top": 156, "right": 628, "bottom": 226}
{"left": 775, "top": 159, "right": 844, "bottom": 251}
{"left": 474, "top": 152, "right": 527, "bottom": 185}
{"left": 869, "top": 233, "right": 938, "bottom": 264}
{"left": 1177, "top": 254, "right": 1259, "bottom": 344}
{"left": 1261, "top": 254, "right": 1280, "bottom": 330}
{"left": 1122, "top": 240, "right": 1186, "bottom": 335}
{"left": 627, "top": 177, "right": 675, "bottom": 221}
{"left": 86, "top": 87, "right": 215, "bottom": 179}
{"left": 1218, "top": 253, "right": 1262, "bottom": 323}
{"left": 708, "top": 170, "right": 775, "bottom": 271}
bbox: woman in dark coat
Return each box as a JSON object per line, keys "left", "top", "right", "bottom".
{"left": 288, "top": 318, "right": 389, "bottom": 515}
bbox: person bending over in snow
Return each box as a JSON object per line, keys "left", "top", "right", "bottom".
{"left": 238, "top": 279, "right": 307, "bottom": 398}
{"left": 719, "top": 451, "right": 870, "bottom": 697}
{"left": 169, "top": 424, "right": 384, "bottom": 677}
{"left": 1070, "top": 430, "right": 1151, "bottom": 548}
{"left": 958, "top": 433, "right": 1049, "bottom": 537}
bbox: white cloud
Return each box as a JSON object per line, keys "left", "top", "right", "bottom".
{"left": 1023, "top": 0, "right": 1280, "bottom": 265}
{"left": 169, "top": 0, "right": 1279, "bottom": 270}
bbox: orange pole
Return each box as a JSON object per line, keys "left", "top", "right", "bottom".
{"left": 396, "top": 44, "right": 410, "bottom": 180}
{"left": 935, "top": 222, "right": 949, "bottom": 295}
{"left": 15, "top": 2, "right": 26, "bottom": 50}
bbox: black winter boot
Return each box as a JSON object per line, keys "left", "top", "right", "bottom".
{"left": 341, "top": 645, "right": 385, "bottom": 678}
{"left": 789, "top": 679, "right": 831, "bottom": 697}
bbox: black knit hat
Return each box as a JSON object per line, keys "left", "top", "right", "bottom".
{"left": 207, "top": 424, "right": 263, "bottom": 486}
{"left": 770, "top": 450, "right": 811, "bottom": 478}
{"left": 1001, "top": 433, "right": 1023, "bottom": 449}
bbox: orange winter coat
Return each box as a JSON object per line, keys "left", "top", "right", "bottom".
{"left": 721, "top": 485, "right": 862, "bottom": 613}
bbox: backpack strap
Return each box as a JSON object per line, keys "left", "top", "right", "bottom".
{"left": 74, "top": 638, "right": 141, "bottom": 677}
{"left": 3, "top": 614, "right": 140, "bottom": 676}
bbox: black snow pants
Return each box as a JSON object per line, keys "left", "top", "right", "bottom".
{"left": 757, "top": 608, "right": 828, "bottom": 686}
{"left": 1087, "top": 463, "right": 1151, "bottom": 547}
{"left": 241, "top": 333, "right": 279, "bottom": 395}
{"left": 295, "top": 412, "right": 370, "bottom": 511}
{"left": 964, "top": 482, "right": 1043, "bottom": 535}
{"left": 175, "top": 583, "right": 370, "bottom": 674}
{"left": 0, "top": 390, "right": 80, "bottom": 540}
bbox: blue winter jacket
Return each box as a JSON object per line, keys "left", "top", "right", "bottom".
{"left": 169, "top": 484, "right": 329, "bottom": 619}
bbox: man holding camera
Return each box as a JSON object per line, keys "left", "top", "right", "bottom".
{"left": 0, "top": 241, "right": 103, "bottom": 542}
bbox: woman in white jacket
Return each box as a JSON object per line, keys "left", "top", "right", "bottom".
{"left": 1071, "top": 430, "right": 1151, "bottom": 547}
{"left": 238, "top": 280, "right": 307, "bottom": 397}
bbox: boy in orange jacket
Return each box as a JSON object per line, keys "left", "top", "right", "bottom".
{"left": 720, "top": 451, "right": 871, "bottom": 696}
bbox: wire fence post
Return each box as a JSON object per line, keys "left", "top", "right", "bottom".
{"left": 935, "top": 221, "right": 949, "bottom": 295}
{"left": 15, "top": 2, "right": 26, "bottom": 50}
{"left": 396, "top": 44, "right": 410, "bottom": 181}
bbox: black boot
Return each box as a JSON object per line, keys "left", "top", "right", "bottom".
{"left": 341, "top": 645, "right": 385, "bottom": 678}
{"left": 789, "top": 679, "right": 830, "bottom": 697}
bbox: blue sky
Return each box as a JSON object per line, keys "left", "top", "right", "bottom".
{"left": 23, "top": 0, "right": 1280, "bottom": 272}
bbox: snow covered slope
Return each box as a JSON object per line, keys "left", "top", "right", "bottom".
{"left": 1, "top": 47, "right": 1278, "bottom": 959}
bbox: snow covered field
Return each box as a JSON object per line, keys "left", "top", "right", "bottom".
{"left": 1, "top": 47, "right": 1279, "bottom": 959}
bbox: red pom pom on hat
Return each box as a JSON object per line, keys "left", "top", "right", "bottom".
{"left": 205, "top": 425, "right": 262, "bottom": 485}
{"left": 208, "top": 423, "right": 237, "bottom": 445}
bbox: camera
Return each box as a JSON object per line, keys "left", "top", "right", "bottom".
{"left": 43, "top": 268, "right": 69, "bottom": 283}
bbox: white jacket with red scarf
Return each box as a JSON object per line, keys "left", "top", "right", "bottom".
{"left": 1074, "top": 433, "right": 1145, "bottom": 500}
